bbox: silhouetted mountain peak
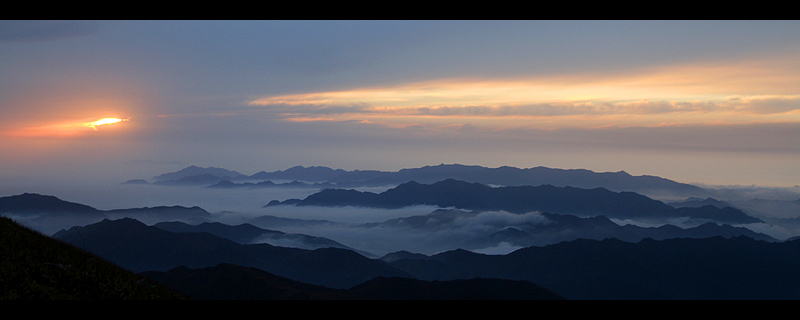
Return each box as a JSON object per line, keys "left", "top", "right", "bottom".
{"left": 431, "top": 248, "right": 487, "bottom": 261}
{"left": 152, "top": 165, "right": 245, "bottom": 182}
{"left": 122, "top": 179, "right": 149, "bottom": 185}
{"left": 91, "top": 217, "right": 148, "bottom": 230}
{"left": 379, "top": 250, "right": 433, "bottom": 263}
{"left": 250, "top": 165, "right": 349, "bottom": 182}
{"left": 0, "top": 193, "right": 102, "bottom": 216}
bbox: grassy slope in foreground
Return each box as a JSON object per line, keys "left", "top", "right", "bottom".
{"left": 0, "top": 216, "right": 186, "bottom": 300}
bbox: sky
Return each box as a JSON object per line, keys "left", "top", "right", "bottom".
{"left": 1, "top": 20, "right": 799, "bottom": 188}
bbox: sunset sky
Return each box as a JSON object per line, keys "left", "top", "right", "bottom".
{"left": 2, "top": 20, "right": 799, "bottom": 187}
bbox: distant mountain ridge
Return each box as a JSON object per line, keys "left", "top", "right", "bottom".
{"left": 360, "top": 209, "right": 774, "bottom": 251}
{"left": 0, "top": 193, "right": 104, "bottom": 217}
{"left": 151, "top": 165, "right": 246, "bottom": 182}
{"left": 0, "top": 193, "right": 212, "bottom": 235}
{"left": 269, "top": 179, "right": 762, "bottom": 224}
{"left": 0, "top": 193, "right": 207, "bottom": 220}
{"left": 136, "top": 163, "right": 711, "bottom": 197}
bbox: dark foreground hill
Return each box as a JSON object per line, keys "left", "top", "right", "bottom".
{"left": 385, "top": 236, "right": 800, "bottom": 300}
{"left": 140, "top": 263, "right": 354, "bottom": 300}
{"left": 141, "top": 263, "right": 565, "bottom": 300}
{"left": 346, "top": 276, "right": 565, "bottom": 300}
{"left": 0, "top": 216, "right": 186, "bottom": 300}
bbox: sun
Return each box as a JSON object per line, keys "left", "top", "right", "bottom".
{"left": 85, "top": 117, "right": 128, "bottom": 130}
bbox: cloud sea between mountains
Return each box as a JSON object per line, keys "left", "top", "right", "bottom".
{"left": 3, "top": 164, "right": 797, "bottom": 257}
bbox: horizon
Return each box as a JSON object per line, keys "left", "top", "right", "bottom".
{"left": 2, "top": 21, "right": 799, "bottom": 188}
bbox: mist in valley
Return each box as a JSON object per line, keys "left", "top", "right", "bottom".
{"left": 3, "top": 174, "right": 800, "bottom": 258}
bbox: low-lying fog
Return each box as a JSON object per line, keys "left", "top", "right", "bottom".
{"left": 1, "top": 182, "right": 471, "bottom": 255}
{"left": 3, "top": 180, "right": 800, "bottom": 257}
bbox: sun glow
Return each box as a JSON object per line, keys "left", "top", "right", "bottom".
{"left": 85, "top": 117, "right": 126, "bottom": 130}
{"left": 4, "top": 117, "right": 130, "bottom": 138}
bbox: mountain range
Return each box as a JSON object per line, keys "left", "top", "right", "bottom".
{"left": 3, "top": 216, "right": 562, "bottom": 300}
{"left": 48, "top": 216, "right": 800, "bottom": 300}
{"left": 2, "top": 190, "right": 775, "bottom": 258}
{"left": 0, "top": 193, "right": 211, "bottom": 235}
{"left": 252, "top": 164, "right": 710, "bottom": 196}
{"left": 0, "top": 193, "right": 353, "bottom": 252}
{"left": 52, "top": 217, "right": 411, "bottom": 289}
{"left": 151, "top": 220, "right": 371, "bottom": 256}
{"left": 134, "top": 163, "right": 712, "bottom": 198}
{"left": 3, "top": 185, "right": 795, "bottom": 299}
{"left": 360, "top": 208, "right": 775, "bottom": 251}
{"left": 6, "top": 162, "right": 798, "bottom": 300}
{"left": 267, "top": 179, "right": 763, "bottom": 224}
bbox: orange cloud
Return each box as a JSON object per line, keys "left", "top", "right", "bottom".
{"left": 248, "top": 54, "right": 800, "bottom": 131}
